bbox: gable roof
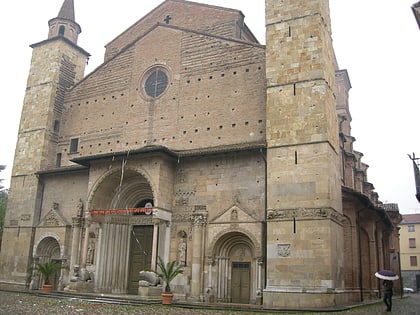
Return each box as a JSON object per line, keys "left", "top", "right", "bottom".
{"left": 401, "top": 213, "right": 420, "bottom": 224}
{"left": 104, "top": 0, "right": 259, "bottom": 61}
{"left": 66, "top": 21, "right": 264, "bottom": 95}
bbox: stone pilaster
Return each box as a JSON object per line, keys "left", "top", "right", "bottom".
{"left": 190, "top": 208, "right": 208, "bottom": 301}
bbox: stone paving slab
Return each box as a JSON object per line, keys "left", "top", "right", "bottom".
{"left": 0, "top": 290, "right": 419, "bottom": 314}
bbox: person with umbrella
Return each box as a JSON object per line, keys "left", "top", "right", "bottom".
{"left": 382, "top": 279, "right": 393, "bottom": 312}
{"left": 375, "top": 270, "right": 399, "bottom": 312}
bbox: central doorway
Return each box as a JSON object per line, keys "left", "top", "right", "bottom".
{"left": 128, "top": 225, "right": 153, "bottom": 294}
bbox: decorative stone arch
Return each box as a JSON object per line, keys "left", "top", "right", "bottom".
{"left": 86, "top": 165, "right": 163, "bottom": 294}
{"left": 207, "top": 230, "right": 261, "bottom": 304}
{"left": 33, "top": 233, "right": 63, "bottom": 260}
{"left": 87, "top": 166, "right": 155, "bottom": 210}
{"left": 207, "top": 227, "right": 261, "bottom": 258}
{"left": 31, "top": 234, "right": 63, "bottom": 291}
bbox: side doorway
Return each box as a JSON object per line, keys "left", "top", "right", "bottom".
{"left": 231, "top": 262, "right": 251, "bottom": 303}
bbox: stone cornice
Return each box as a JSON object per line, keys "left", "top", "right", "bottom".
{"left": 267, "top": 207, "right": 343, "bottom": 225}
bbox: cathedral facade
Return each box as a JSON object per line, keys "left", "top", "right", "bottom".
{"left": 0, "top": 0, "right": 401, "bottom": 309}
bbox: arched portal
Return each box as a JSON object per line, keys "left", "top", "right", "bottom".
{"left": 89, "top": 168, "right": 156, "bottom": 294}
{"left": 34, "top": 236, "right": 61, "bottom": 290}
{"left": 89, "top": 168, "right": 154, "bottom": 211}
{"left": 36, "top": 236, "right": 60, "bottom": 261}
{"left": 212, "top": 232, "right": 257, "bottom": 304}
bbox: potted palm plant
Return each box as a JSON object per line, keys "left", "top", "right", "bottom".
{"left": 35, "top": 261, "right": 63, "bottom": 293}
{"left": 154, "top": 256, "right": 184, "bottom": 305}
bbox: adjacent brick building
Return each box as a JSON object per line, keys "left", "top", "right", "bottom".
{"left": 0, "top": 0, "right": 402, "bottom": 309}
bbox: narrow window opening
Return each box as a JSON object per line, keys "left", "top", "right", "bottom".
{"left": 293, "top": 218, "right": 296, "bottom": 233}
{"left": 56, "top": 153, "right": 62, "bottom": 167}
{"left": 53, "top": 120, "right": 60, "bottom": 133}
{"left": 295, "top": 151, "right": 298, "bottom": 164}
{"left": 288, "top": 26, "right": 291, "bottom": 37}
{"left": 293, "top": 83, "right": 296, "bottom": 96}
{"left": 69, "top": 138, "right": 79, "bottom": 153}
{"left": 59, "top": 25, "right": 65, "bottom": 36}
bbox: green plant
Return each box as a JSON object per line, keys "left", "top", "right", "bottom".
{"left": 154, "top": 256, "right": 184, "bottom": 293}
{"left": 34, "top": 261, "right": 63, "bottom": 285}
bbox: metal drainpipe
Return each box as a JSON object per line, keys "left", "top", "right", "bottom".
{"left": 260, "top": 148, "right": 267, "bottom": 294}
{"left": 374, "top": 219, "right": 381, "bottom": 298}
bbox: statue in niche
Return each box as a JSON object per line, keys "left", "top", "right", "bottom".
{"left": 77, "top": 199, "right": 84, "bottom": 217}
{"left": 231, "top": 209, "right": 238, "bottom": 221}
{"left": 178, "top": 236, "right": 187, "bottom": 266}
{"left": 87, "top": 239, "right": 95, "bottom": 265}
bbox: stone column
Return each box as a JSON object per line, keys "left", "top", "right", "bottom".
{"left": 216, "top": 257, "right": 228, "bottom": 302}
{"left": 190, "top": 208, "right": 207, "bottom": 300}
{"left": 81, "top": 215, "right": 91, "bottom": 269}
{"left": 207, "top": 258, "right": 213, "bottom": 292}
{"left": 96, "top": 216, "right": 130, "bottom": 293}
{"left": 151, "top": 219, "right": 159, "bottom": 270}
{"left": 256, "top": 258, "right": 263, "bottom": 304}
{"left": 164, "top": 221, "right": 171, "bottom": 263}
{"left": 69, "top": 217, "right": 83, "bottom": 271}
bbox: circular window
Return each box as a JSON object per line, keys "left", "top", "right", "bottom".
{"left": 143, "top": 67, "right": 169, "bottom": 98}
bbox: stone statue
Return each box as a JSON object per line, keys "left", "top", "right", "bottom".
{"left": 178, "top": 237, "right": 187, "bottom": 266}
{"left": 70, "top": 265, "right": 80, "bottom": 282}
{"left": 77, "top": 199, "right": 84, "bottom": 217}
{"left": 87, "top": 239, "right": 95, "bottom": 264}
{"left": 138, "top": 270, "right": 160, "bottom": 287}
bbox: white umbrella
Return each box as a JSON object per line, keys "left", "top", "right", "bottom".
{"left": 375, "top": 270, "right": 399, "bottom": 281}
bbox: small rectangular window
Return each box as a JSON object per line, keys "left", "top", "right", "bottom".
{"left": 409, "top": 238, "right": 416, "bottom": 248}
{"left": 53, "top": 120, "right": 60, "bottom": 133}
{"left": 408, "top": 225, "right": 415, "bottom": 232}
{"left": 410, "top": 256, "right": 418, "bottom": 267}
{"left": 56, "top": 153, "right": 62, "bottom": 167}
{"left": 70, "top": 138, "right": 79, "bottom": 153}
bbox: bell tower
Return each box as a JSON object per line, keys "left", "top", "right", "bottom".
{"left": 48, "top": 0, "right": 81, "bottom": 44}
{"left": 264, "top": 0, "right": 344, "bottom": 308}
{"left": 0, "top": 0, "right": 89, "bottom": 288}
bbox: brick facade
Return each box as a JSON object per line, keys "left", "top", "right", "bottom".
{"left": 0, "top": 0, "right": 401, "bottom": 309}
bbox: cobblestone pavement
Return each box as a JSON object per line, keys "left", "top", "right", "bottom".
{"left": 0, "top": 290, "right": 419, "bottom": 314}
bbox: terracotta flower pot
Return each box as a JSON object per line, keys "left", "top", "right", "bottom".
{"left": 42, "top": 284, "right": 53, "bottom": 293}
{"left": 161, "top": 292, "right": 174, "bottom": 305}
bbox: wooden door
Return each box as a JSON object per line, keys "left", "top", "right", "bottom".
{"left": 128, "top": 225, "right": 153, "bottom": 294}
{"left": 231, "top": 262, "right": 250, "bottom": 303}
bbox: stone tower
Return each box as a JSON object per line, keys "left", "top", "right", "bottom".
{"left": 0, "top": 0, "right": 89, "bottom": 286}
{"left": 264, "top": 0, "right": 344, "bottom": 308}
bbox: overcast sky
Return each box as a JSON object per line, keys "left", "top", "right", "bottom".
{"left": 1, "top": 1, "right": 419, "bottom": 214}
